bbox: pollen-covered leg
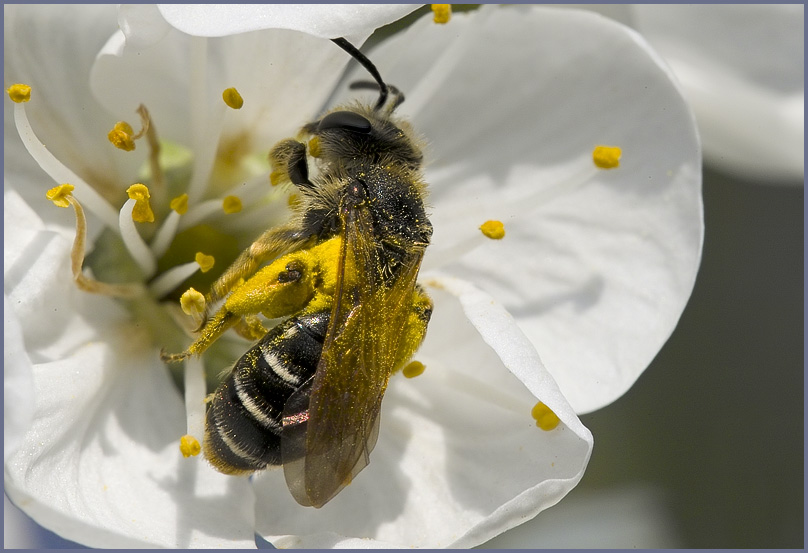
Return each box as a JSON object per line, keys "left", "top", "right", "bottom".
{"left": 393, "top": 285, "right": 433, "bottom": 371}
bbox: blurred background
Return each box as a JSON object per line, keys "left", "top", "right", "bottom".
{"left": 5, "top": 4, "right": 803, "bottom": 549}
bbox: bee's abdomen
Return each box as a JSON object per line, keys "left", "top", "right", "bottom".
{"left": 203, "top": 311, "right": 329, "bottom": 474}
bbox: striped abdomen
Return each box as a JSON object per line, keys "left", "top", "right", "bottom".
{"left": 203, "top": 311, "right": 329, "bottom": 474}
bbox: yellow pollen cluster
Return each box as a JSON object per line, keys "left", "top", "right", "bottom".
{"left": 592, "top": 145, "right": 622, "bottom": 169}
{"left": 222, "top": 87, "right": 244, "bottom": 110}
{"left": 126, "top": 183, "right": 155, "bottom": 223}
{"left": 222, "top": 195, "right": 243, "bottom": 214}
{"left": 269, "top": 170, "right": 284, "bottom": 187}
{"left": 180, "top": 287, "right": 206, "bottom": 317}
{"left": 432, "top": 4, "right": 452, "bottom": 24}
{"left": 179, "top": 434, "right": 201, "bottom": 457}
{"left": 195, "top": 252, "right": 215, "bottom": 273}
{"left": 402, "top": 360, "right": 426, "bottom": 378}
{"left": 308, "top": 136, "right": 321, "bottom": 158}
{"left": 108, "top": 121, "right": 136, "bottom": 151}
{"left": 45, "top": 183, "right": 75, "bottom": 208}
{"left": 7, "top": 83, "right": 31, "bottom": 103}
{"left": 288, "top": 193, "right": 301, "bottom": 209}
{"left": 480, "top": 220, "right": 506, "bottom": 240}
{"left": 531, "top": 401, "right": 561, "bottom": 431}
{"left": 170, "top": 193, "right": 189, "bottom": 215}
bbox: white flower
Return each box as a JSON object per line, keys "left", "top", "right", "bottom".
{"left": 3, "top": 4, "right": 702, "bottom": 549}
{"left": 631, "top": 4, "right": 804, "bottom": 183}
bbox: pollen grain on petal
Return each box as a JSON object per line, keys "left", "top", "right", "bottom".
{"left": 46, "top": 183, "right": 75, "bottom": 208}
{"left": 402, "top": 360, "right": 426, "bottom": 379}
{"left": 480, "top": 220, "right": 506, "bottom": 240}
{"left": 222, "top": 195, "right": 243, "bottom": 214}
{"left": 592, "top": 145, "right": 622, "bottom": 169}
{"left": 222, "top": 87, "right": 244, "bottom": 110}
{"left": 195, "top": 252, "right": 215, "bottom": 273}
{"left": 7, "top": 83, "right": 32, "bottom": 103}
{"left": 179, "top": 434, "right": 201, "bottom": 457}
{"left": 126, "top": 183, "right": 155, "bottom": 223}
{"left": 432, "top": 4, "right": 452, "bottom": 24}
{"left": 531, "top": 401, "right": 561, "bottom": 431}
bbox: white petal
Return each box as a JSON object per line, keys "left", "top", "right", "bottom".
{"left": 4, "top": 294, "right": 35, "bottom": 463}
{"left": 155, "top": 4, "right": 422, "bottom": 41}
{"left": 4, "top": 192, "right": 257, "bottom": 548}
{"left": 353, "top": 6, "right": 702, "bottom": 413}
{"left": 254, "top": 276, "right": 592, "bottom": 548}
{"left": 633, "top": 4, "right": 804, "bottom": 183}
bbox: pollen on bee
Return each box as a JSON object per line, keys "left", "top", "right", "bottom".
{"left": 170, "top": 193, "right": 189, "bottom": 215}
{"left": 402, "top": 360, "right": 426, "bottom": 378}
{"left": 531, "top": 401, "right": 561, "bottom": 431}
{"left": 307, "top": 136, "right": 321, "bottom": 158}
{"left": 269, "top": 170, "right": 285, "bottom": 187}
{"left": 222, "top": 87, "right": 244, "bottom": 110}
{"left": 222, "top": 195, "right": 243, "bottom": 214}
{"left": 431, "top": 4, "right": 452, "bottom": 24}
{"left": 592, "top": 145, "right": 622, "bottom": 169}
{"left": 479, "top": 220, "right": 505, "bottom": 240}
{"left": 180, "top": 287, "right": 206, "bottom": 317}
{"left": 126, "top": 183, "right": 155, "bottom": 223}
{"left": 288, "top": 193, "right": 301, "bottom": 209}
{"left": 45, "top": 183, "right": 75, "bottom": 208}
{"left": 108, "top": 121, "right": 137, "bottom": 151}
{"left": 6, "top": 83, "right": 31, "bottom": 103}
{"left": 179, "top": 434, "right": 201, "bottom": 458}
{"left": 195, "top": 252, "right": 215, "bottom": 273}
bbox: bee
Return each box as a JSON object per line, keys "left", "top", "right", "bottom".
{"left": 163, "top": 38, "right": 433, "bottom": 508}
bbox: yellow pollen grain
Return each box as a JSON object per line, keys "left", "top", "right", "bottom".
{"left": 402, "top": 360, "right": 426, "bottom": 378}
{"left": 45, "top": 184, "right": 75, "bottom": 208}
{"left": 288, "top": 193, "right": 301, "bottom": 209}
{"left": 7, "top": 83, "right": 32, "bottom": 103}
{"left": 531, "top": 401, "right": 560, "bottom": 431}
{"left": 592, "top": 145, "right": 622, "bottom": 169}
{"left": 432, "top": 4, "right": 451, "bottom": 24}
{"left": 170, "top": 193, "right": 189, "bottom": 215}
{"left": 222, "top": 195, "right": 243, "bottom": 214}
{"left": 195, "top": 252, "right": 215, "bottom": 273}
{"left": 269, "top": 170, "right": 284, "bottom": 187}
{"left": 179, "top": 434, "right": 201, "bottom": 457}
{"left": 126, "top": 183, "right": 155, "bottom": 223}
{"left": 480, "top": 220, "right": 505, "bottom": 240}
{"left": 108, "top": 121, "right": 136, "bottom": 151}
{"left": 180, "top": 287, "right": 206, "bottom": 316}
{"left": 222, "top": 87, "right": 244, "bottom": 110}
{"left": 308, "top": 136, "right": 321, "bottom": 158}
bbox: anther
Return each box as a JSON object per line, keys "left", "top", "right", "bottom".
{"left": 195, "top": 252, "right": 215, "bottom": 273}
{"left": 480, "top": 220, "right": 506, "bottom": 240}
{"left": 222, "top": 87, "right": 244, "bottom": 110}
{"left": 402, "top": 360, "right": 426, "bottom": 378}
{"left": 7, "top": 83, "right": 32, "bottom": 103}
{"left": 108, "top": 122, "right": 136, "bottom": 151}
{"left": 592, "top": 145, "right": 622, "bottom": 169}
{"left": 126, "top": 184, "right": 155, "bottom": 223}
{"left": 222, "top": 195, "right": 242, "bottom": 214}
{"left": 179, "top": 434, "right": 201, "bottom": 457}
{"left": 46, "top": 184, "right": 75, "bottom": 208}
{"left": 180, "top": 288, "right": 206, "bottom": 318}
{"left": 170, "top": 193, "right": 189, "bottom": 215}
{"left": 531, "top": 401, "right": 561, "bottom": 431}
{"left": 432, "top": 4, "right": 451, "bottom": 24}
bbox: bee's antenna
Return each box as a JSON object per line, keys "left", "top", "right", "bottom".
{"left": 331, "top": 37, "right": 389, "bottom": 111}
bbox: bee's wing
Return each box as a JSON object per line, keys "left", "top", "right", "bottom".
{"left": 281, "top": 197, "right": 423, "bottom": 508}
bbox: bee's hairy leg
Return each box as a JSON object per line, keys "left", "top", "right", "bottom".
{"left": 394, "top": 286, "right": 434, "bottom": 371}
{"left": 270, "top": 139, "right": 313, "bottom": 189}
{"left": 233, "top": 315, "right": 267, "bottom": 341}
{"left": 208, "top": 224, "right": 310, "bottom": 305}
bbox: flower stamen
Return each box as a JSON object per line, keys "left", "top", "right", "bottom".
{"left": 119, "top": 196, "right": 158, "bottom": 278}
{"left": 479, "top": 220, "right": 505, "bottom": 240}
{"left": 592, "top": 145, "right": 622, "bottom": 169}
{"left": 126, "top": 183, "right": 155, "bottom": 223}
{"left": 432, "top": 4, "right": 452, "bottom": 24}
{"left": 148, "top": 261, "right": 203, "bottom": 298}
{"left": 180, "top": 356, "right": 207, "bottom": 458}
{"left": 222, "top": 87, "right": 244, "bottom": 110}
{"left": 222, "top": 195, "right": 242, "bottom": 214}
{"left": 46, "top": 185, "right": 143, "bottom": 298}
{"left": 402, "top": 360, "right": 426, "bottom": 378}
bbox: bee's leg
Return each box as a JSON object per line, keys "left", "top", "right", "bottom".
{"left": 394, "top": 285, "right": 434, "bottom": 371}
{"left": 209, "top": 224, "right": 310, "bottom": 305}
{"left": 163, "top": 251, "right": 319, "bottom": 363}
{"left": 270, "top": 139, "right": 313, "bottom": 189}
{"left": 233, "top": 315, "right": 267, "bottom": 341}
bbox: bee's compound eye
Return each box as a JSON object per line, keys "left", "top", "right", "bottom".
{"left": 317, "top": 111, "right": 372, "bottom": 133}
